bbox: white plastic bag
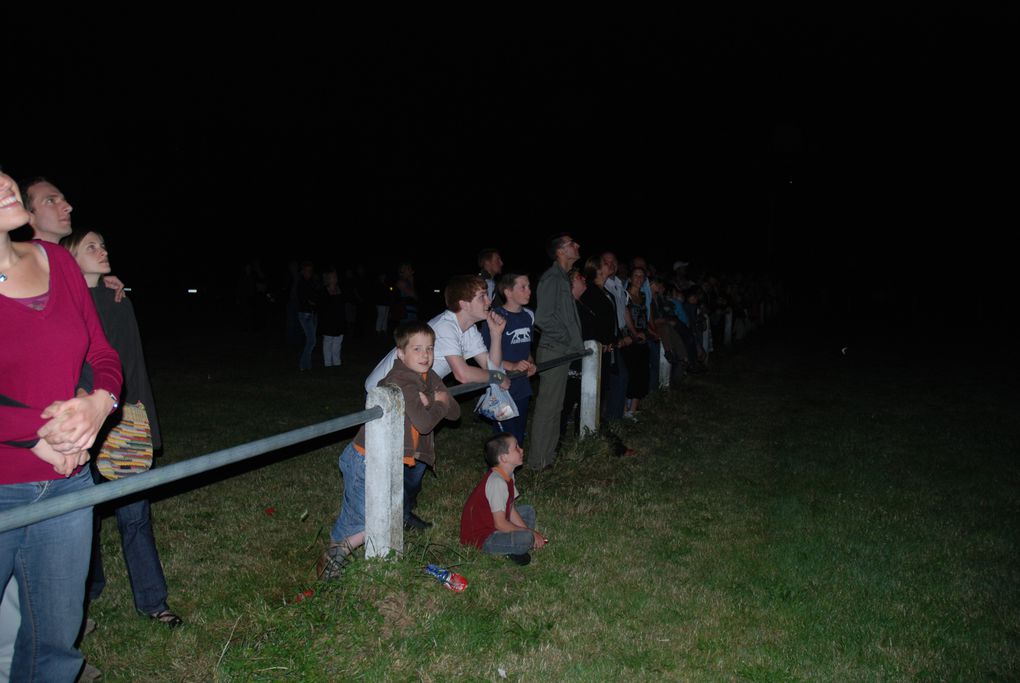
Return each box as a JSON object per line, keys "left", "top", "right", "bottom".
{"left": 475, "top": 383, "right": 519, "bottom": 421}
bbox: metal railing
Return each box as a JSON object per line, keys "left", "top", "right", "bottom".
{"left": 0, "top": 296, "right": 786, "bottom": 543}
{"left": 0, "top": 344, "right": 600, "bottom": 556}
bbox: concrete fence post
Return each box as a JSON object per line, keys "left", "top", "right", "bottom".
{"left": 364, "top": 385, "right": 404, "bottom": 560}
{"left": 659, "top": 341, "right": 671, "bottom": 389}
{"left": 579, "top": 340, "right": 601, "bottom": 436}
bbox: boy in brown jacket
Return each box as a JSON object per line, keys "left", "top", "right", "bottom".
{"left": 319, "top": 322, "right": 461, "bottom": 579}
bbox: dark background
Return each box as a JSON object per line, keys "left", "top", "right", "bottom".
{"left": 4, "top": 16, "right": 1016, "bottom": 327}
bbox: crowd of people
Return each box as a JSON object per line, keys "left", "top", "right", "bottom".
{"left": 319, "top": 234, "right": 782, "bottom": 578}
{"left": 0, "top": 169, "right": 780, "bottom": 681}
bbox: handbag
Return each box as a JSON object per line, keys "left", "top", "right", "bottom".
{"left": 97, "top": 401, "right": 154, "bottom": 480}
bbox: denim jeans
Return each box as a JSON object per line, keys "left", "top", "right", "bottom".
{"left": 481, "top": 505, "right": 536, "bottom": 556}
{"left": 331, "top": 443, "right": 365, "bottom": 542}
{"left": 0, "top": 468, "right": 94, "bottom": 682}
{"left": 0, "top": 575, "right": 18, "bottom": 680}
{"left": 87, "top": 468, "right": 169, "bottom": 615}
{"left": 322, "top": 334, "right": 344, "bottom": 367}
{"left": 403, "top": 461, "right": 426, "bottom": 521}
{"left": 298, "top": 312, "right": 317, "bottom": 370}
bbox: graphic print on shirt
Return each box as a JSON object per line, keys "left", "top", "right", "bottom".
{"left": 505, "top": 326, "right": 532, "bottom": 345}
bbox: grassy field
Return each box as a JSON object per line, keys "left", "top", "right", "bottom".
{"left": 81, "top": 322, "right": 1020, "bottom": 681}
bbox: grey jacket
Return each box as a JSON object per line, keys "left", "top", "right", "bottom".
{"left": 535, "top": 262, "right": 583, "bottom": 355}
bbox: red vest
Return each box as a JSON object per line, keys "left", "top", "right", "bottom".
{"left": 459, "top": 469, "right": 515, "bottom": 548}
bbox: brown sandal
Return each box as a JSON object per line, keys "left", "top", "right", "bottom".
{"left": 317, "top": 542, "right": 353, "bottom": 580}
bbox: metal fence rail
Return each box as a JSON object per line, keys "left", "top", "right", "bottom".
{"left": 0, "top": 293, "right": 781, "bottom": 549}
{"left": 0, "top": 407, "right": 381, "bottom": 533}
{"left": 0, "top": 347, "right": 596, "bottom": 536}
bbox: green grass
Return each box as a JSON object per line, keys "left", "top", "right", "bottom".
{"left": 82, "top": 326, "right": 1020, "bottom": 681}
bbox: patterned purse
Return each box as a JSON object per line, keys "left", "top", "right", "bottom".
{"left": 97, "top": 401, "right": 153, "bottom": 480}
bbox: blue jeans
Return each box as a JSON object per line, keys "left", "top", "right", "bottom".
{"left": 481, "top": 505, "right": 536, "bottom": 556}
{"left": 331, "top": 443, "right": 365, "bottom": 542}
{"left": 298, "top": 312, "right": 317, "bottom": 370}
{"left": 87, "top": 470, "right": 169, "bottom": 615}
{"left": 0, "top": 469, "right": 94, "bottom": 682}
{"left": 403, "top": 461, "right": 426, "bottom": 521}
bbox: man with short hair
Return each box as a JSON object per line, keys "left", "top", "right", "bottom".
{"left": 528, "top": 234, "right": 583, "bottom": 471}
{"left": 477, "top": 248, "right": 503, "bottom": 301}
{"left": 364, "top": 274, "right": 511, "bottom": 530}
{"left": 23, "top": 178, "right": 73, "bottom": 243}
{"left": 365, "top": 274, "right": 509, "bottom": 390}
{"left": 22, "top": 177, "right": 125, "bottom": 298}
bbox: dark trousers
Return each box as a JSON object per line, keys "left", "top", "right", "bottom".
{"left": 403, "top": 461, "right": 427, "bottom": 521}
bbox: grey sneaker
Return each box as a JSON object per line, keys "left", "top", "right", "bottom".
{"left": 316, "top": 544, "right": 352, "bottom": 580}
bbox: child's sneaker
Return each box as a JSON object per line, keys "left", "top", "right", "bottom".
{"left": 316, "top": 543, "right": 352, "bottom": 580}
{"left": 507, "top": 553, "right": 531, "bottom": 566}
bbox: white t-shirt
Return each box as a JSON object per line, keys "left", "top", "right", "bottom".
{"left": 604, "top": 275, "right": 628, "bottom": 331}
{"left": 364, "top": 309, "right": 488, "bottom": 390}
{"left": 484, "top": 469, "right": 517, "bottom": 513}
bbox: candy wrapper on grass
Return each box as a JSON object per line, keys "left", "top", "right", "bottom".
{"left": 423, "top": 564, "right": 468, "bottom": 592}
{"left": 292, "top": 589, "right": 315, "bottom": 603}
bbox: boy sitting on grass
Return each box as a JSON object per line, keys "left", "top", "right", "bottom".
{"left": 460, "top": 433, "right": 548, "bottom": 566}
{"left": 319, "top": 321, "right": 461, "bottom": 579}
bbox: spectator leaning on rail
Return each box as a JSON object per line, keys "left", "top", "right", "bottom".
{"left": 320, "top": 321, "right": 461, "bottom": 580}
{"left": 364, "top": 274, "right": 510, "bottom": 531}
{"left": 527, "top": 233, "right": 583, "bottom": 472}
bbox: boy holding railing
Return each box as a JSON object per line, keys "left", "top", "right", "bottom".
{"left": 318, "top": 321, "right": 460, "bottom": 579}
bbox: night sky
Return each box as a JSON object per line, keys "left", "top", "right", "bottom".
{"left": 5, "top": 17, "right": 1016, "bottom": 318}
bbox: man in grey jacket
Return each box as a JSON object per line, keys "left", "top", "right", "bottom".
{"left": 528, "top": 233, "right": 583, "bottom": 471}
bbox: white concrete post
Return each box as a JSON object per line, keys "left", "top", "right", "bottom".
{"left": 723, "top": 309, "right": 733, "bottom": 346}
{"left": 363, "top": 385, "right": 404, "bottom": 560}
{"left": 579, "top": 340, "right": 601, "bottom": 436}
{"left": 659, "top": 340, "right": 671, "bottom": 389}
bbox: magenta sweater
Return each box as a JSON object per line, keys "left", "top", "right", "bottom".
{"left": 0, "top": 241, "right": 123, "bottom": 484}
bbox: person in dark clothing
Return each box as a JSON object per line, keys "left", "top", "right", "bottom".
{"left": 296, "top": 261, "right": 319, "bottom": 370}
{"left": 319, "top": 269, "right": 347, "bottom": 367}
{"left": 62, "top": 230, "right": 182, "bottom": 629}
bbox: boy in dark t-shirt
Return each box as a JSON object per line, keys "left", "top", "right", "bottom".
{"left": 480, "top": 272, "right": 537, "bottom": 446}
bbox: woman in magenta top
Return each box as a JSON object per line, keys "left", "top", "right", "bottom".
{"left": 0, "top": 171, "right": 122, "bottom": 682}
